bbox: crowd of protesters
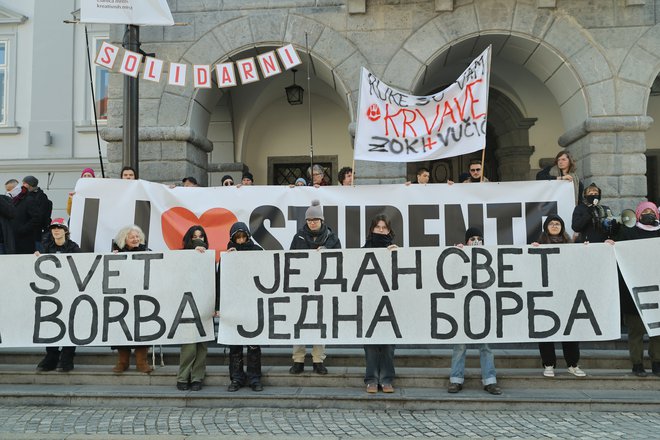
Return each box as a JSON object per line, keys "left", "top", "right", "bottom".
{"left": 2, "top": 152, "right": 659, "bottom": 395}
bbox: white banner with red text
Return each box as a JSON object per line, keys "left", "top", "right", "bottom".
{"left": 0, "top": 251, "right": 216, "bottom": 348}
{"left": 218, "top": 244, "right": 620, "bottom": 345}
{"left": 354, "top": 47, "right": 490, "bottom": 162}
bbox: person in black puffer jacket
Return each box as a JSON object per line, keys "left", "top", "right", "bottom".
{"left": 288, "top": 200, "right": 341, "bottom": 375}
{"left": 225, "top": 222, "right": 265, "bottom": 392}
{"left": 35, "top": 218, "right": 81, "bottom": 372}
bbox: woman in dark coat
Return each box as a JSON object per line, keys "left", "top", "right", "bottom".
{"left": 532, "top": 215, "right": 586, "bottom": 378}
{"left": 362, "top": 214, "right": 398, "bottom": 393}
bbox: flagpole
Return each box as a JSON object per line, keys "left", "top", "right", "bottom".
{"left": 123, "top": 24, "right": 140, "bottom": 174}
{"left": 480, "top": 45, "right": 493, "bottom": 183}
{"left": 305, "top": 33, "right": 314, "bottom": 182}
{"left": 84, "top": 25, "right": 106, "bottom": 178}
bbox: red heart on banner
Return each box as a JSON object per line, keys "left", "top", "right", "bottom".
{"left": 161, "top": 207, "right": 238, "bottom": 262}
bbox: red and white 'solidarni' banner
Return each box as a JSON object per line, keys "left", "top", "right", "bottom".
{"left": 354, "top": 47, "right": 491, "bottom": 162}
{"left": 80, "top": 0, "right": 174, "bottom": 26}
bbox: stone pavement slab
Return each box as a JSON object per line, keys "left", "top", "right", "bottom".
{"left": 0, "top": 406, "right": 658, "bottom": 438}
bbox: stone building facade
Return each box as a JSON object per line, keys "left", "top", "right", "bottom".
{"left": 2, "top": 1, "right": 658, "bottom": 215}
{"left": 100, "top": 0, "right": 660, "bottom": 212}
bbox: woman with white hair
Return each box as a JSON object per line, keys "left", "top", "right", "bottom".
{"left": 111, "top": 225, "right": 153, "bottom": 374}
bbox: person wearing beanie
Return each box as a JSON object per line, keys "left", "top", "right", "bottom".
{"left": 221, "top": 175, "right": 234, "bottom": 186}
{"left": 289, "top": 200, "right": 341, "bottom": 375}
{"left": 571, "top": 182, "right": 615, "bottom": 243}
{"left": 67, "top": 168, "right": 97, "bottom": 216}
{"left": 224, "top": 222, "right": 265, "bottom": 392}
{"left": 241, "top": 172, "right": 254, "bottom": 185}
{"left": 448, "top": 227, "right": 502, "bottom": 395}
{"left": 531, "top": 215, "right": 586, "bottom": 378}
{"left": 294, "top": 177, "right": 307, "bottom": 187}
{"left": 612, "top": 201, "right": 660, "bottom": 377}
{"left": 34, "top": 218, "right": 81, "bottom": 372}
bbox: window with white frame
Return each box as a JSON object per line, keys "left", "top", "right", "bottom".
{"left": 0, "top": 40, "right": 7, "bottom": 125}
{"left": 92, "top": 36, "right": 109, "bottom": 121}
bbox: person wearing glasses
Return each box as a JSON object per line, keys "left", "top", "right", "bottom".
{"left": 288, "top": 200, "right": 341, "bottom": 375}
{"left": 531, "top": 215, "right": 586, "bottom": 378}
{"left": 447, "top": 227, "right": 502, "bottom": 395}
{"left": 464, "top": 159, "right": 489, "bottom": 183}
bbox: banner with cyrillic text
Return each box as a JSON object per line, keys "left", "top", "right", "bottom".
{"left": 81, "top": 0, "right": 174, "bottom": 26}
{"left": 218, "top": 244, "right": 619, "bottom": 345}
{"left": 0, "top": 251, "right": 216, "bottom": 348}
{"left": 69, "top": 179, "right": 575, "bottom": 259}
{"left": 613, "top": 237, "right": 660, "bottom": 337}
{"left": 354, "top": 47, "right": 490, "bottom": 162}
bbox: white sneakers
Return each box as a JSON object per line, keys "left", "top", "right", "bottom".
{"left": 543, "top": 365, "right": 587, "bottom": 377}
{"left": 568, "top": 366, "right": 587, "bottom": 377}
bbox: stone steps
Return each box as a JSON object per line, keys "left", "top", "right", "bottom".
{"left": 2, "top": 343, "right": 658, "bottom": 411}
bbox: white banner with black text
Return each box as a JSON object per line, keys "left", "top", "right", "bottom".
{"left": 218, "top": 244, "right": 620, "bottom": 345}
{"left": 0, "top": 251, "right": 216, "bottom": 348}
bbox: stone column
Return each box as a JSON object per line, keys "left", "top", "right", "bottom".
{"left": 102, "top": 127, "right": 213, "bottom": 185}
{"left": 558, "top": 116, "right": 652, "bottom": 213}
{"left": 495, "top": 145, "right": 535, "bottom": 181}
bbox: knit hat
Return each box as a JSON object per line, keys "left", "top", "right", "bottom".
{"left": 242, "top": 172, "right": 254, "bottom": 183}
{"left": 49, "top": 218, "right": 68, "bottom": 231}
{"left": 305, "top": 200, "right": 324, "bottom": 220}
{"left": 295, "top": 177, "right": 307, "bottom": 186}
{"left": 81, "top": 168, "right": 96, "bottom": 178}
{"left": 464, "top": 227, "right": 483, "bottom": 244}
{"left": 543, "top": 214, "right": 565, "bottom": 235}
{"left": 221, "top": 175, "right": 234, "bottom": 186}
{"left": 23, "top": 175, "right": 38, "bottom": 187}
{"left": 635, "top": 201, "right": 659, "bottom": 221}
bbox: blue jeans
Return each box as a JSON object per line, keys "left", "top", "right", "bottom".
{"left": 450, "top": 344, "right": 497, "bottom": 386}
{"left": 364, "top": 345, "right": 395, "bottom": 385}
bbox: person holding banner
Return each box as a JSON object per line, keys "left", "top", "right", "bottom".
{"left": 532, "top": 215, "right": 586, "bottom": 378}
{"left": 35, "top": 218, "right": 81, "bottom": 372}
{"left": 111, "top": 225, "right": 153, "bottom": 374}
{"left": 225, "top": 222, "right": 264, "bottom": 392}
{"left": 537, "top": 151, "right": 582, "bottom": 205}
{"left": 363, "top": 214, "right": 398, "bottom": 393}
{"left": 176, "top": 225, "right": 211, "bottom": 391}
{"left": 289, "top": 200, "right": 341, "bottom": 375}
{"left": 120, "top": 167, "right": 137, "bottom": 180}
{"left": 612, "top": 201, "right": 660, "bottom": 377}
{"left": 448, "top": 227, "right": 502, "bottom": 395}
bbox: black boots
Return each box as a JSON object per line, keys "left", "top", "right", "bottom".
{"left": 37, "top": 347, "right": 76, "bottom": 372}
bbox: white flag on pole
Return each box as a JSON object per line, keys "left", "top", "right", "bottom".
{"left": 354, "top": 46, "right": 491, "bottom": 163}
{"left": 80, "top": 0, "right": 174, "bottom": 26}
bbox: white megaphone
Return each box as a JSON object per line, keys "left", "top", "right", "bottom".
{"left": 616, "top": 209, "right": 637, "bottom": 228}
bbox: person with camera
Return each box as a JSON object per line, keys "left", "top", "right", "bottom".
{"left": 610, "top": 201, "right": 660, "bottom": 377}
{"left": 571, "top": 183, "right": 616, "bottom": 243}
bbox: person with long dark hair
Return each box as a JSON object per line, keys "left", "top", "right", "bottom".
{"left": 362, "top": 214, "right": 398, "bottom": 393}
{"left": 532, "top": 215, "right": 586, "bottom": 378}
{"left": 176, "top": 225, "right": 211, "bottom": 391}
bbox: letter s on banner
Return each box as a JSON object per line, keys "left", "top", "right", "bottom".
{"left": 95, "top": 42, "right": 119, "bottom": 69}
